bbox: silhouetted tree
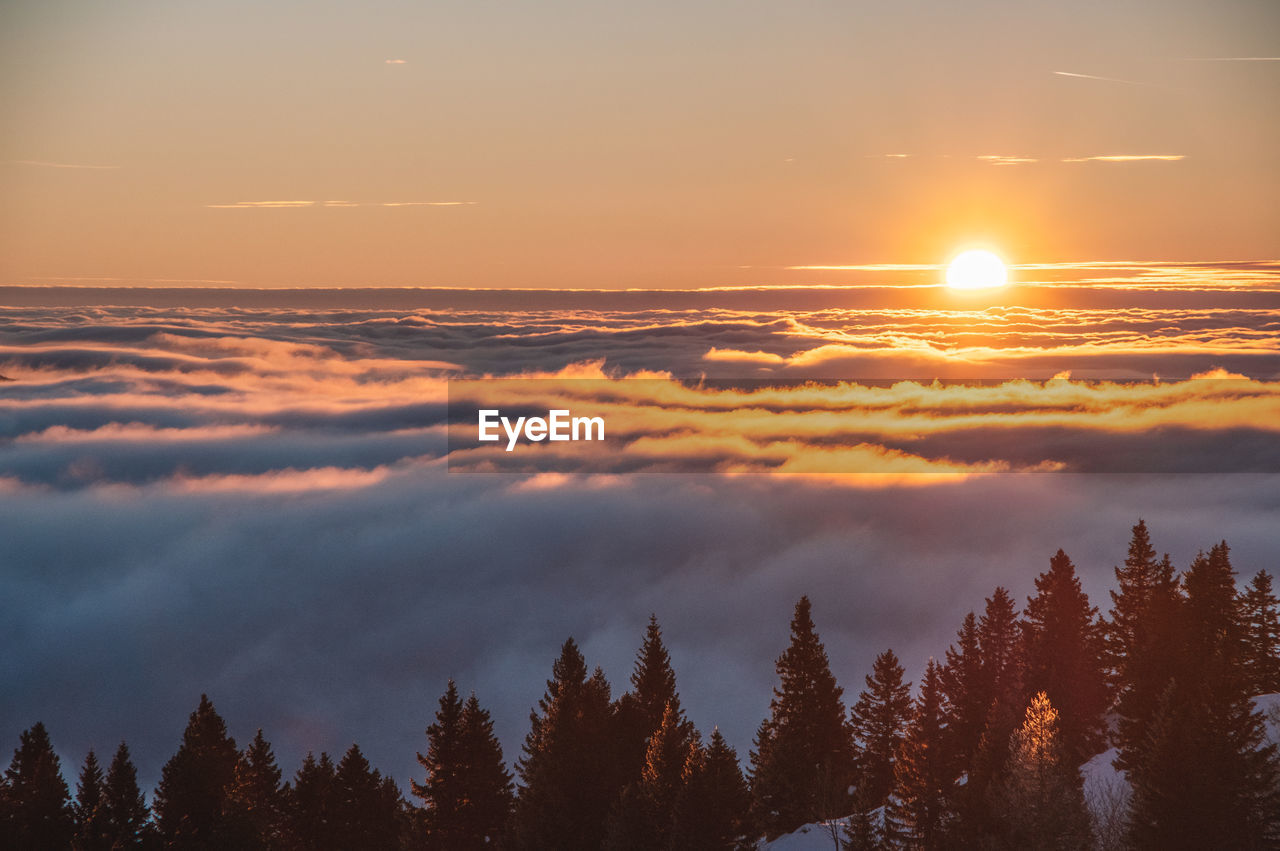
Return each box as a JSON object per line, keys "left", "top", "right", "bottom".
{"left": 514, "top": 638, "right": 618, "bottom": 850}
{"left": 941, "top": 611, "right": 985, "bottom": 769}
{"left": 228, "top": 729, "right": 285, "bottom": 849}
{"left": 101, "top": 742, "right": 149, "bottom": 849}
{"left": 3, "top": 722, "right": 74, "bottom": 849}
{"left": 672, "top": 728, "right": 752, "bottom": 850}
{"left": 1127, "top": 542, "right": 1280, "bottom": 847}
{"left": 605, "top": 702, "right": 697, "bottom": 850}
{"left": 1240, "top": 570, "right": 1280, "bottom": 695}
{"left": 988, "top": 692, "right": 1091, "bottom": 850}
{"left": 72, "top": 749, "right": 110, "bottom": 851}
{"left": 1022, "top": 549, "right": 1108, "bottom": 765}
{"left": 283, "top": 752, "right": 334, "bottom": 851}
{"left": 749, "top": 596, "right": 854, "bottom": 839}
{"left": 614, "top": 615, "right": 683, "bottom": 785}
{"left": 332, "top": 745, "right": 404, "bottom": 851}
{"left": 154, "top": 694, "right": 239, "bottom": 847}
{"left": 1106, "top": 519, "right": 1169, "bottom": 685}
{"left": 413, "top": 682, "right": 513, "bottom": 849}
{"left": 1112, "top": 550, "right": 1182, "bottom": 775}
{"left": 889, "top": 660, "right": 952, "bottom": 850}
{"left": 850, "top": 649, "right": 912, "bottom": 809}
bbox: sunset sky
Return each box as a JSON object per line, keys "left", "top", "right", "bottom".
{"left": 2, "top": 0, "right": 1280, "bottom": 805}
{"left": 2, "top": 0, "right": 1278, "bottom": 288}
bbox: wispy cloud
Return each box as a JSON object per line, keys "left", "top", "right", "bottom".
{"left": 1062, "top": 155, "right": 1184, "bottom": 163}
{"left": 8, "top": 159, "right": 121, "bottom": 170}
{"left": 978, "top": 155, "right": 1038, "bottom": 166}
{"left": 384, "top": 59, "right": 407, "bottom": 64}
{"left": 207, "top": 200, "right": 478, "bottom": 209}
{"left": 1181, "top": 56, "right": 1280, "bottom": 62}
{"left": 1053, "top": 70, "right": 1149, "bottom": 86}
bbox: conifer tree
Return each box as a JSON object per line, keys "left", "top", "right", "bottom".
{"left": 1127, "top": 542, "right": 1280, "bottom": 847}
{"left": 72, "top": 749, "right": 110, "bottom": 851}
{"left": 154, "top": 694, "right": 240, "bottom": 847}
{"left": 284, "top": 752, "right": 335, "bottom": 851}
{"left": 228, "top": 729, "right": 285, "bottom": 849}
{"left": 1112, "top": 553, "right": 1183, "bottom": 774}
{"left": 332, "top": 744, "right": 404, "bottom": 851}
{"left": 1021, "top": 549, "right": 1108, "bottom": 765}
{"left": 1106, "top": 519, "right": 1171, "bottom": 684}
{"left": 889, "top": 660, "right": 952, "bottom": 850}
{"left": 672, "top": 728, "right": 752, "bottom": 851}
{"left": 414, "top": 682, "right": 514, "bottom": 849}
{"left": 848, "top": 647, "right": 911, "bottom": 833}
{"left": 3, "top": 722, "right": 74, "bottom": 849}
{"left": 515, "top": 638, "right": 619, "bottom": 850}
{"left": 605, "top": 702, "right": 698, "bottom": 850}
{"left": 941, "top": 611, "right": 985, "bottom": 769}
{"left": 614, "top": 615, "right": 683, "bottom": 785}
{"left": 749, "top": 596, "right": 854, "bottom": 839}
{"left": 989, "top": 692, "right": 1091, "bottom": 850}
{"left": 1240, "top": 570, "right": 1280, "bottom": 695}
{"left": 101, "top": 742, "right": 149, "bottom": 849}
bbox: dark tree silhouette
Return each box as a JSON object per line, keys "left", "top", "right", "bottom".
{"left": 283, "top": 752, "right": 335, "bottom": 851}
{"left": 72, "top": 749, "right": 110, "bottom": 851}
{"left": 749, "top": 596, "right": 854, "bottom": 839}
{"left": 413, "top": 681, "right": 513, "bottom": 849}
{"left": 889, "top": 659, "right": 952, "bottom": 850}
{"left": 941, "top": 611, "right": 985, "bottom": 769}
{"left": 228, "top": 729, "right": 285, "bottom": 849}
{"left": 154, "top": 694, "right": 240, "bottom": 847}
{"left": 1240, "top": 569, "right": 1280, "bottom": 695}
{"left": 515, "top": 638, "right": 618, "bottom": 850}
{"left": 1106, "top": 519, "right": 1169, "bottom": 685}
{"left": 848, "top": 648, "right": 911, "bottom": 829}
{"left": 672, "top": 728, "right": 752, "bottom": 851}
{"left": 332, "top": 744, "right": 405, "bottom": 851}
{"left": 614, "top": 615, "right": 684, "bottom": 786}
{"left": 101, "top": 742, "right": 149, "bottom": 849}
{"left": 3, "top": 722, "right": 74, "bottom": 849}
{"left": 605, "top": 702, "right": 697, "bottom": 850}
{"left": 1021, "top": 549, "right": 1108, "bottom": 765}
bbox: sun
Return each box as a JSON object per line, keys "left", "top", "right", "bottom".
{"left": 946, "top": 249, "right": 1008, "bottom": 290}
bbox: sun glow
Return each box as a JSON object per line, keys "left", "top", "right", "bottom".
{"left": 946, "top": 250, "right": 1008, "bottom": 290}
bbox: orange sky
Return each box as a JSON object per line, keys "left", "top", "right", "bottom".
{"left": 2, "top": 0, "right": 1278, "bottom": 289}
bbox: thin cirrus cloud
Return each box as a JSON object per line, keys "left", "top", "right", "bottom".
{"left": 1052, "top": 70, "right": 1150, "bottom": 86}
{"left": 206, "top": 200, "right": 478, "bottom": 209}
{"left": 1062, "top": 155, "right": 1185, "bottom": 163}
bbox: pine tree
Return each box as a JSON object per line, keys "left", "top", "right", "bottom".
{"left": 332, "top": 744, "right": 404, "bottom": 851}
{"left": 989, "top": 692, "right": 1091, "bottom": 850}
{"left": 749, "top": 596, "right": 854, "bottom": 839}
{"left": 515, "top": 638, "right": 619, "bottom": 850}
{"left": 672, "top": 728, "right": 752, "bottom": 851}
{"left": 849, "top": 649, "right": 911, "bottom": 815}
{"left": 1106, "top": 519, "right": 1168, "bottom": 684}
{"left": 3, "top": 722, "right": 74, "bottom": 849}
{"left": 283, "top": 752, "right": 335, "bottom": 851}
{"left": 154, "top": 694, "right": 240, "bottom": 847}
{"left": 889, "top": 660, "right": 952, "bottom": 850}
{"left": 101, "top": 742, "right": 149, "bottom": 849}
{"left": 414, "top": 682, "right": 513, "bottom": 849}
{"left": 941, "top": 611, "right": 985, "bottom": 770}
{"left": 614, "top": 615, "right": 683, "bottom": 785}
{"left": 1126, "top": 542, "right": 1280, "bottom": 848}
{"left": 72, "top": 749, "right": 110, "bottom": 851}
{"left": 605, "top": 702, "right": 698, "bottom": 850}
{"left": 1240, "top": 570, "right": 1280, "bottom": 695}
{"left": 1021, "top": 549, "right": 1108, "bottom": 765}
{"left": 228, "top": 729, "right": 285, "bottom": 849}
